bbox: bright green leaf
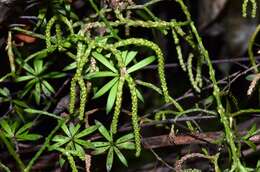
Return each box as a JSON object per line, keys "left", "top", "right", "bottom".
{"left": 121, "top": 51, "right": 128, "bottom": 63}
{"left": 16, "top": 75, "right": 35, "bottom": 82}
{"left": 136, "top": 80, "right": 162, "bottom": 95}
{"left": 25, "top": 49, "right": 49, "bottom": 62}
{"left": 125, "top": 51, "right": 138, "bottom": 66}
{"left": 95, "top": 121, "right": 112, "bottom": 142}
{"left": 34, "top": 82, "right": 41, "bottom": 104}
{"left": 33, "top": 59, "right": 43, "bottom": 74}
{"left": 114, "top": 146, "right": 128, "bottom": 167}
{"left": 19, "top": 61, "right": 35, "bottom": 74}
{"left": 62, "top": 123, "right": 72, "bottom": 137}
{"left": 92, "top": 52, "right": 118, "bottom": 73}
{"left": 43, "top": 72, "right": 66, "bottom": 78}
{"left": 106, "top": 81, "right": 118, "bottom": 114}
{"left": 127, "top": 56, "right": 156, "bottom": 73}
{"left": 0, "top": 120, "right": 13, "bottom": 137}
{"left": 13, "top": 100, "right": 29, "bottom": 108}
{"left": 69, "top": 123, "right": 81, "bottom": 136}
{"left": 75, "top": 125, "right": 98, "bottom": 138}
{"left": 106, "top": 147, "right": 114, "bottom": 172}
{"left": 74, "top": 144, "right": 85, "bottom": 160}
{"left": 16, "top": 122, "right": 33, "bottom": 135}
{"left": 136, "top": 88, "right": 144, "bottom": 103}
{"left": 92, "top": 146, "right": 110, "bottom": 155}
{"left": 17, "top": 133, "right": 42, "bottom": 141}
{"left": 92, "top": 141, "right": 110, "bottom": 148}
{"left": 75, "top": 139, "right": 95, "bottom": 149}
{"left": 25, "top": 108, "right": 63, "bottom": 120}
{"left": 244, "top": 140, "right": 256, "bottom": 151}
{"left": 86, "top": 71, "right": 118, "bottom": 80}
{"left": 116, "top": 133, "right": 134, "bottom": 144}
{"left": 21, "top": 79, "right": 36, "bottom": 97}
{"left": 0, "top": 87, "right": 10, "bottom": 97}
{"left": 93, "top": 77, "right": 119, "bottom": 99}
{"left": 117, "top": 142, "right": 136, "bottom": 150}
{"left": 42, "top": 83, "right": 52, "bottom": 97}
{"left": 42, "top": 80, "right": 55, "bottom": 93}
{"left": 10, "top": 121, "right": 19, "bottom": 133}
{"left": 63, "top": 62, "right": 77, "bottom": 71}
{"left": 246, "top": 74, "right": 257, "bottom": 81}
{"left": 52, "top": 135, "right": 70, "bottom": 143}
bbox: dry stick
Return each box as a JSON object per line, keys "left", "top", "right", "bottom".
{"left": 6, "top": 31, "right": 16, "bottom": 75}
{"left": 143, "top": 132, "right": 222, "bottom": 149}
{"left": 223, "top": 63, "right": 260, "bottom": 92}
{"left": 142, "top": 132, "right": 260, "bottom": 149}
{"left": 127, "top": 0, "right": 163, "bottom": 10}
{"left": 242, "top": 144, "right": 260, "bottom": 157}
{"left": 143, "top": 56, "right": 260, "bottom": 70}
{"left": 149, "top": 148, "right": 175, "bottom": 170}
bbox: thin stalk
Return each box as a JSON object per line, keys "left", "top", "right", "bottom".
{"left": 0, "top": 131, "right": 25, "bottom": 171}
{"left": 0, "top": 161, "right": 11, "bottom": 172}
{"left": 248, "top": 24, "right": 260, "bottom": 73}
{"left": 24, "top": 119, "right": 66, "bottom": 172}
{"left": 88, "top": 0, "right": 120, "bottom": 40}
{"left": 231, "top": 109, "right": 260, "bottom": 117}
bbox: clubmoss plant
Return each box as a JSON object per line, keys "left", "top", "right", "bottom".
{"left": 0, "top": 0, "right": 259, "bottom": 171}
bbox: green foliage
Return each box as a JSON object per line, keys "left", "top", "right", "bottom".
{"left": 93, "top": 121, "right": 135, "bottom": 171}
{"left": 0, "top": 0, "right": 259, "bottom": 171}
{"left": 0, "top": 119, "right": 41, "bottom": 142}
{"left": 16, "top": 59, "right": 65, "bottom": 104}
{"left": 49, "top": 123, "right": 97, "bottom": 159}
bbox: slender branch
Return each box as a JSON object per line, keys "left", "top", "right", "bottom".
{"left": 149, "top": 148, "right": 175, "bottom": 170}
{"left": 143, "top": 56, "right": 260, "bottom": 70}
{"left": 231, "top": 109, "right": 260, "bottom": 117}
{"left": 142, "top": 132, "right": 260, "bottom": 149}
{"left": 0, "top": 161, "right": 11, "bottom": 172}
{"left": 127, "top": 0, "right": 164, "bottom": 10}
{"left": 24, "top": 119, "right": 66, "bottom": 172}
{"left": 0, "top": 130, "right": 25, "bottom": 171}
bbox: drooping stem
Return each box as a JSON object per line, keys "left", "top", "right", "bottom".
{"left": 114, "top": 38, "right": 183, "bottom": 112}
{"left": 126, "top": 75, "right": 141, "bottom": 157}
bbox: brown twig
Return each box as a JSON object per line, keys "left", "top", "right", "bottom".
{"left": 143, "top": 56, "right": 260, "bottom": 70}
{"left": 142, "top": 132, "right": 260, "bottom": 149}
{"left": 149, "top": 148, "right": 175, "bottom": 170}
